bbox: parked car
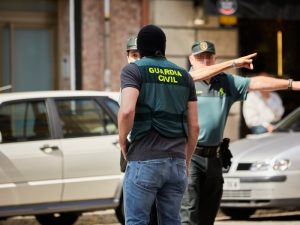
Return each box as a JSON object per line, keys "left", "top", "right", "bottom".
{"left": 221, "top": 106, "right": 300, "bottom": 219}
{"left": 0, "top": 91, "right": 124, "bottom": 225}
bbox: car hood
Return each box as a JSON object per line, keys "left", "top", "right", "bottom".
{"left": 230, "top": 132, "right": 300, "bottom": 161}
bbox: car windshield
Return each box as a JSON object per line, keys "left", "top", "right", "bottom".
{"left": 274, "top": 107, "right": 300, "bottom": 132}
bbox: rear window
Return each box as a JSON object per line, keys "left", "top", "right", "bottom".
{"left": 55, "top": 98, "right": 118, "bottom": 138}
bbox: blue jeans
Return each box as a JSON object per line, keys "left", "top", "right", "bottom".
{"left": 124, "top": 158, "right": 187, "bottom": 225}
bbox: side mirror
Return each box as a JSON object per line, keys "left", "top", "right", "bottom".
{"left": 0, "top": 131, "right": 2, "bottom": 143}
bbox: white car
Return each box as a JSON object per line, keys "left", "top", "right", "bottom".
{"left": 0, "top": 91, "right": 123, "bottom": 225}
{"left": 221, "top": 106, "right": 300, "bottom": 219}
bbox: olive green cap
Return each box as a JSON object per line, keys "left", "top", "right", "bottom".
{"left": 192, "top": 41, "right": 215, "bottom": 55}
{"left": 126, "top": 36, "right": 137, "bottom": 51}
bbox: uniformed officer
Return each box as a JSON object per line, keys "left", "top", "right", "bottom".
{"left": 126, "top": 36, "right": 140, "bottom": 63}
{"left": 180, "top": 40, "right": 300, "bottom": 225}
{"left": 118, "top": 25, "right": 199, "bottom": 225}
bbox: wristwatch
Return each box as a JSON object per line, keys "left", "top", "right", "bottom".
{"left": 288, "top": 79, "right": 293, "bottom": 90}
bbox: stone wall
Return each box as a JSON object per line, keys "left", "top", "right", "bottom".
{"left": 81, "top": 0, "right": 105, "bottom": 90}
{"left": 109, "top": 0, "right": 142, "bottom": 91}
{"left": 81, "top": 0, "right": 142, "bottom": 91}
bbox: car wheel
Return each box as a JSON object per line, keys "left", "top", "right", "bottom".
{"left": 115, "top": 194, "right": 125, "bottom": 225}
{"left": 35, "top": 212, "right": 79, "bottom": 225}
{"left": 221, "top": 207, "right": 256, "bottom": 219}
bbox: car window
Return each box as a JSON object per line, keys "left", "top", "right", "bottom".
{"left": 105, "top": 98, "right": 119, "bottom": 115}
{"left": 55, "top": 98, "right": 118, "bottom": 138}
{"left": 275, "top": 108, "right": 300, "bottom": 132}
{"left": 0, "top": 101, "right": 50, "bottom": 143}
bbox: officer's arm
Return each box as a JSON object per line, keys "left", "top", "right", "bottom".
{"left": 118, "top": 87, "right": 139, "bottom": 158}
{"left": 190, "top": 53, "right": 257, "bottom": 81}
{"left": 248, "top": 76, "right": 300, "bottom": 91}
{"left": 185, "top": 101, "right": 199, "bottom": 175}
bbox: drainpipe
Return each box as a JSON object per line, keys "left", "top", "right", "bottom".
{"left": 74, "top": 0, "right": 82, "bottom": 90}
{"left": 69, "top": 0, "right": 76, "bottom": 90}
{"left": 103, "top": 0, "right": 111, "bottom": 91}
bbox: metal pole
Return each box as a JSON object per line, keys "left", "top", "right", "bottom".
{"left": 103, "top": 0, "right": 111, "bottom": 91}
{"left": 69, "top": 0, "right": 76, "bottom": 90}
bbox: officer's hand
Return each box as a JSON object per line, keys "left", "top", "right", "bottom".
{"left": 234, "top": 52, "right": 257, "bottom": 70}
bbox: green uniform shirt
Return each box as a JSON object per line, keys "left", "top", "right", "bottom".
{"left": 196, "top": 73, "right": 250, "bottom": 146}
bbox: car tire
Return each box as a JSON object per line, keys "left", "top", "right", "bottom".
{"left": 115, "top": 194, "right": 125, "bottom": 225}
{"left": 221, "top": 207, "right": 256, "bottom": 219}
{"left": 35, "top": 212, "right": 79, "bottom": 225}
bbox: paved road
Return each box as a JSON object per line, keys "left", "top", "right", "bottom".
{"left": 216, "top": 210, "right": 300, "bottom": 225}
{"left": 1, "top": 209, "right": 300, "bottom": 225}
{"left": 0, "top": 210, "right": 119, "bottom": 225}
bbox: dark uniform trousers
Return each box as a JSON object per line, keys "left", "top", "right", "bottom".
{"left": 180, "top": 146, "right": 223, "bottom": 225}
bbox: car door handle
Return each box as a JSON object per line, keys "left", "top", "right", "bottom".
{"left": 40, "top": 144, "right": 59, "bottom": 153}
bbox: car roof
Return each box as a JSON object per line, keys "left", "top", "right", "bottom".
{"left": 0, "top": 90, "right": 120, "bottom": 103}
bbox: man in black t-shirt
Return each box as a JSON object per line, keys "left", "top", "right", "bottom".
{"left": 118, "top": 25, "right": 199, "bottom": 225}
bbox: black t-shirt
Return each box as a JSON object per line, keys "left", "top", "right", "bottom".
{"left": 120, "top": 62, "right": 197, "bottom": 161}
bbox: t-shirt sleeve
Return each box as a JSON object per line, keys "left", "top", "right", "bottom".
{"left": 120, "top": 63, "right": 141, "bottom": 90}
{"left": 229, "top": 74, "right": 250, "bottom": 102}
{"left": 187, "top": 73, "right": 197, "bottom": 101}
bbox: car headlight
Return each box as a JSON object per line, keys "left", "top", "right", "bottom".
{"left": 250, "top": 161, "right": 271, "bottom": 171}
{"left": 273, "top": 159, "right": 290, "bottom": 171}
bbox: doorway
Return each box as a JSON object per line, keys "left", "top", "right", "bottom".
{"left": 238, "top": 19, "right": 300, "bottom": 136}
{"left": 239, "top": 19, "right": 300, "bottom": 115}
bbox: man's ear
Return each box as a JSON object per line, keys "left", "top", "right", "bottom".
{"left": 189, "top": 54, "right": 195, "bottom": 66}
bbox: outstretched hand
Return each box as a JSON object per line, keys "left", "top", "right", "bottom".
{"left": 234, "top": 52, "right": 257, "bottom": 70}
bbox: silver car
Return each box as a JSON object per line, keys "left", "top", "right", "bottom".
{"left": 0, "top": 91, "right": 123, "bottom": 225}
{"left": 221, "top": 106, "right": 300, "bottom": 219}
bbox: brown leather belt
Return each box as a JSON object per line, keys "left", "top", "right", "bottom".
{"left": 194, "top": 145, "right": 221, "bottom": 158}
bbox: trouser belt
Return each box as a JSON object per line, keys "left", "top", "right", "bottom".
{"left": 194, "top": 144, "right": 221, "bottom": 158}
